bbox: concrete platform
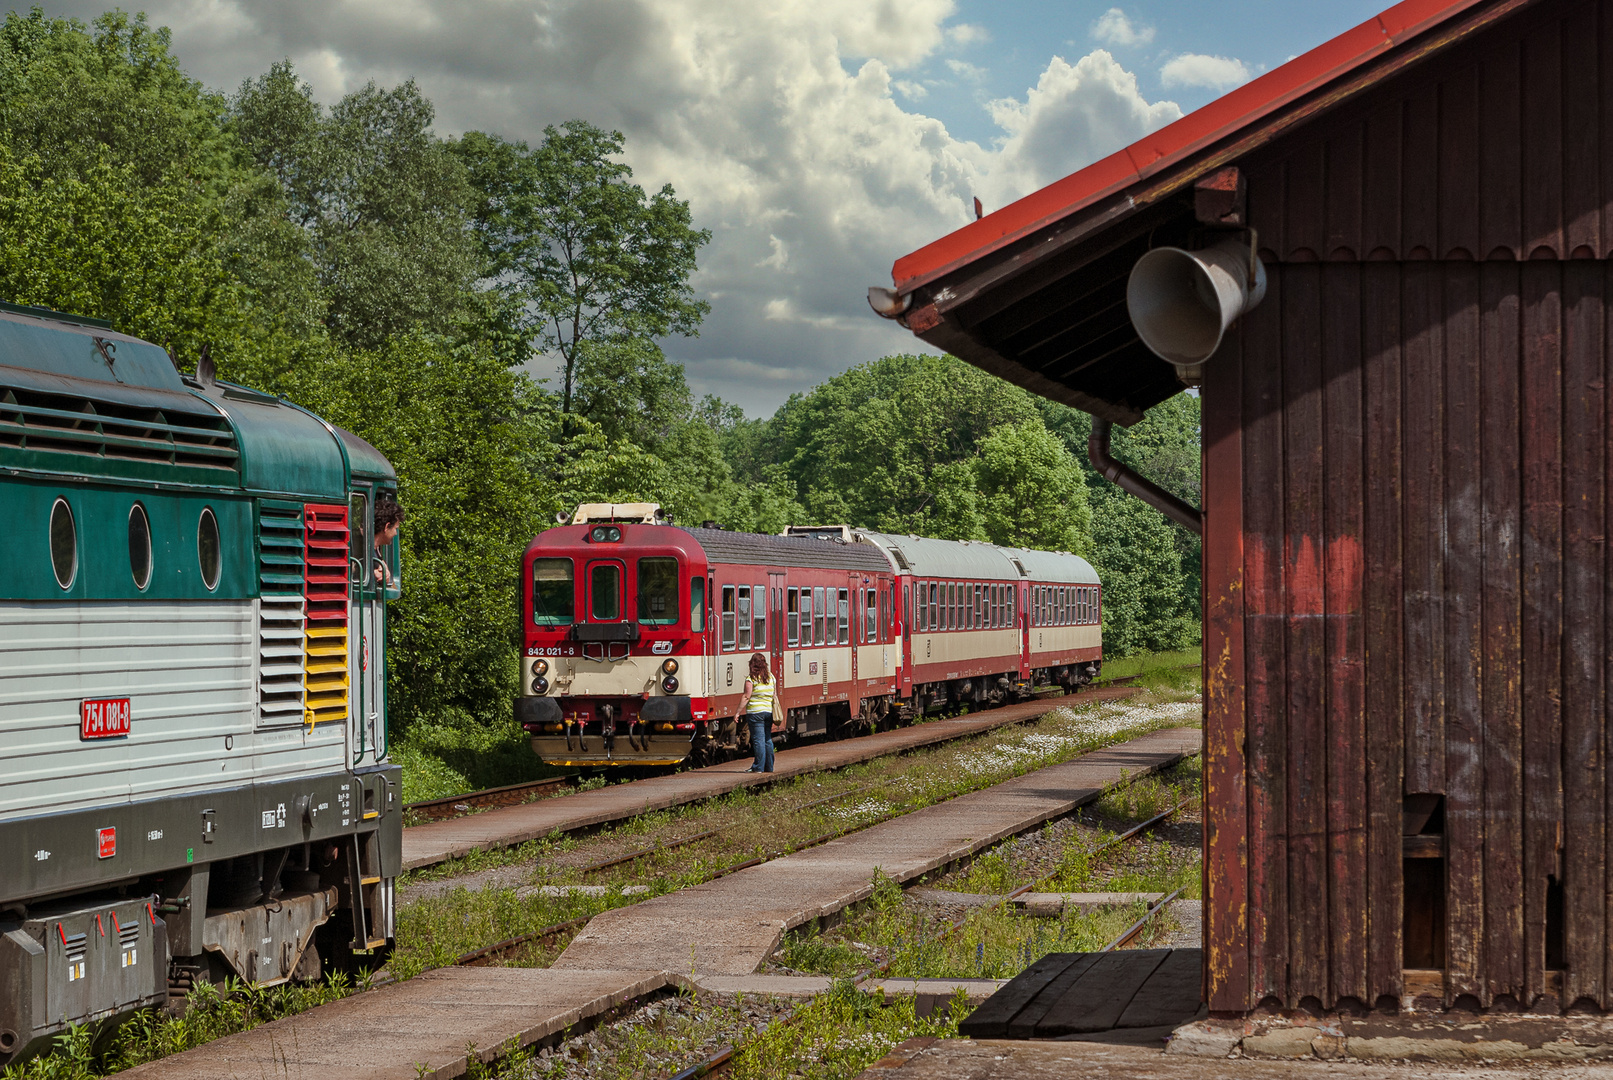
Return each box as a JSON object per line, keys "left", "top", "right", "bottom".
{"left": 118, "top": 967, "right": 666, "bottom": 1080}
{"left": 401, "top": 690, "right": 1140, "bottom": 870}
{"left": 553, "top": 727, "right": 1200, "bottom": 976}
{"left": 858, "top": 1037, "right": 1613, "bottom": 1078}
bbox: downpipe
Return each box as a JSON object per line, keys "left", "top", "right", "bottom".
{"left": 1088, "top": 418, "right": 1203, "bottom": 536}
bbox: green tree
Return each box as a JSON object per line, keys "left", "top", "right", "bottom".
{"left": 1090, "top": 485, "right": 1197, "bottom": 657}
{"left": 454, "top": 123, "right": 711, "bottom": 416}
{"left": 0, "top": 146, "right": 244, "bottom": 366}
{"left": 764, "top": 354, "right": 1044, "bottom": 539}
{"left": 974, "top": 421, "right": 1093, "bottom": 556}
{"left": 0, "top": 9, "right": 236, "bottom": 194}
{"left": 231, "top": 64, "right": 486, "bottom": 349}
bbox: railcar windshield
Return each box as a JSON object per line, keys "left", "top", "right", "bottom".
{"left": 637, "top": 557, "right": 679, "bottom": 625}
{"left": 532, "top": 558, "right": 575, "bottom": 626}
{"left": 591, "top": 563, "right": 622, "bottom": 620}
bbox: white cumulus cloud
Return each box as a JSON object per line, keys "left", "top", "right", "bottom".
{"left": 1160, "top": 53, "right": 1254, "bottom": 91}
{"left": 1090, "top": 8, "right": 1154, "bottom": 48}
{"left": 26, "top": 0, "right": 1183, "bottom": 413}
{"left": 985, "top": 51, "right": 1181, "bottom": 198}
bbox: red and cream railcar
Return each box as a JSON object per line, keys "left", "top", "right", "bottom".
{"left": 517, "top": 505, "right": 895, "bottom": 767}
{"left": 518, "top": 505, "right": 1102, "bottom": 768}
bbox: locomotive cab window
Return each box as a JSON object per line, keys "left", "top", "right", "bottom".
{"left": 691, "top": 577, "right": 706, "bottom": 632}
{"left": 49, "top": 497, "right": 76, "bottom": 589}
{"left": 128, "top": 503, "right": 151, "bottom": 590}
{"left": 197, "top": 507, "right": 221, "bottom": 591}
{"left": 533, "top": 558, "right": 575, "bottom": 626}
{"left": 590, "top": 562, "right": 622, "bottom": 620}
{"left": 637, "top": 557, "right": 678, "bottom": 625}
{"left": 722, "top": 584, "right": 737, "bottom": 649}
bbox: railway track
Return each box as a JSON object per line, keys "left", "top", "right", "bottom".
{"left": 403, "top": 776, "right": 575, "bottom": 823}
{"left": 401, "top": 672, "right": 1197, "bottom": 828}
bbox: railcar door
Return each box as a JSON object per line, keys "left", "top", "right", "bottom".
{"left": 899, "top": 579, "right": 912, "bottom": 696}
{"left": 1018, "top": 581, "right": 1031, "bottom": 678}
{"left": 768, "top": 573, "right": 785, "bottom": 690}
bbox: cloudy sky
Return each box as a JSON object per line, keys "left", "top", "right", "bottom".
{"left": 17, "top": 0, "right": 1385, "bottom": 413}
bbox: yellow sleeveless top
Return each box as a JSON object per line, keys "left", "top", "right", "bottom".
{"left": 745, "top": 678, "right": 775, "bottom": 714}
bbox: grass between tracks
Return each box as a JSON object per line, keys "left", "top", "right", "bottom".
{"left": 390, "top": 684, "right": 1201, "bottom": 981}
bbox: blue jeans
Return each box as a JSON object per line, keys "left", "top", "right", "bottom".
{"left": 745, "top": 713, "right": 775, "bottom": 772}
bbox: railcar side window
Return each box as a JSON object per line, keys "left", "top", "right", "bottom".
{"left": 49, "top": 497, "right": 76, "bottom": 589}
{"left": 865, "top": 589, "right": 876, "bottom": 642}
{"left": 929, "top": 582, "right": 938, "bottom": 629}
{"left": 197, "top": 507, "right": 221, "bottom": 590}
{"left": 787, "top": 588, "right": 800, "bottom": 645}
{"left": 737, "top": 586, "right": 752, "bottom": 649}
{"left": 691, "top": 577, "right": 706, "bottom": 632}
{"left": 591, "top": 563, "right": 621, "bottom": 620}
{"left": 128, "top": 503, "right": 152, "bottom": 590}
{"left": 1006, "top": 587, "right": 1014, "bottom": 626}
{"left": 637, "top": 557, "right": 679, "bottom": 625}
{"left": 533, "top": 559, "right": 575, "bottom": 625}
{"left": 722, "top": 585, "right": 736, "bottom": 648}
{"left": 753, "top": 585, "right": 767, "bottom": 651}
{"left": 838, "top": 589, "right": 849, "bottom": 643}
{"left": 813, "top": 587, "right": 825, "bottom": 645}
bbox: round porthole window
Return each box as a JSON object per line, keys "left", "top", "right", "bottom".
{"left": 128, "top": 503, "right": 152, "bottom": 590}
{"left": 197, "top": 507, "right": 221, "bottom": 590}
{"left": 49, "top": 498, "right": 77, "bottom": 589}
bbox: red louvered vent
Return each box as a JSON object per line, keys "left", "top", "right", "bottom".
{"left": 303, "top": 504, "right": 351, "bottom": 724}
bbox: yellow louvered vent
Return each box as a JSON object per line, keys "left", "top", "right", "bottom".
{"left": 303, "top": 503, "right": 350, "bottom": 726}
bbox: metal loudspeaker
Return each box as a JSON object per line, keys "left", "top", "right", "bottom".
{"left": 1125, "top": 238, "right": 1267, "bottom": 369}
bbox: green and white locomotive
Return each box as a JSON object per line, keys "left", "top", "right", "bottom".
{"left": 0, "top": 302, "right": 401, "bottom": 1063}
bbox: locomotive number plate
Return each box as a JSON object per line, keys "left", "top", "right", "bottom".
{"left": 81, "top": 698, "right": 131, "bottom": 740}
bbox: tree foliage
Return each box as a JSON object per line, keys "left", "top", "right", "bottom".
{"left": 454, "top": 123, "right": 711, "bottom": 415}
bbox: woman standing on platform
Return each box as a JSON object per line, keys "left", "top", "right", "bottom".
{"left": 741, "top": 652, "right": 775, "bottom": 773}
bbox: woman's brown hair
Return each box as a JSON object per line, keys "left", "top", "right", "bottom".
{"left": 748, "top": 652, "right": 770, "bottom": 682}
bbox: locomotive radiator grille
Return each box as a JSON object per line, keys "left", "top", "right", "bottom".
{"left": 302, "top": 504, "right": 350, "bottom": 725}
{"left": 257, "top": 501, "right": 308, "bottom": 724}
{"left": 0, "top": 385, "right": 239, "bottom": 471}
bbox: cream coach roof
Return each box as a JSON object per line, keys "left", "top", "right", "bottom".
{"left": 854, "top": 530, "right": 1024, "bottom": 581}
{"left": 998, "top": 545, "right": 1100, "bottom": 586}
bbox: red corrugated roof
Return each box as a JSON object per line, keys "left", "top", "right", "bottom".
{"left": 891, "top": 0, "right": 1490, "bottom": 292}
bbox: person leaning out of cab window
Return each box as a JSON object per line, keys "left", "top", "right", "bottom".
{"left": 373, "top": 493, "right": 405, "bottom": 587}
{"left": 741, "top": 652, "right": 776, "bottom": 774}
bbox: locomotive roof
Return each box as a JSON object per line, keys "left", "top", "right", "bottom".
{"left": 685, "top": 526, "right": 891, "bottom": 573}
{"left": 0, "top": 306, "right": 393, "bottom": 497}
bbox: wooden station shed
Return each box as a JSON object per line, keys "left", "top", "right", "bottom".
{"left": 884, "top": 0, "right": 1613, "bottom": 1015}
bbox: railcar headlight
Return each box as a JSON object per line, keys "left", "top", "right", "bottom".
{"left": 533, "top": 659, "right": 549, "bottom": 676}
{"left": 531, "top": 676, "right": 549, "bottom": 694}
{"left": 662, "top": 676, "right": 679, "bottom": 693}
{"left": 661, "top": 658, "right": 679, "bottom": 675}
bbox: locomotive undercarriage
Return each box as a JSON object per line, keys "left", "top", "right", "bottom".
{"left": 0, "top": 767, "right": 399, "bottom": 1066}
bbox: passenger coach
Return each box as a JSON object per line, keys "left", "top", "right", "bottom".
{"left": 518, "top": 506, "right": 1102, "bottom": 768}
{"left": 0, "top": 303, "right": 401, "bottom": 1064}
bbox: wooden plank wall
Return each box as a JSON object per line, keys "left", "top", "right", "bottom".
{"left": 1201, "top": 0, "right": 1613, "bottom": 1013}
{"left": 1203, "top": 257, "right": 1613, "bottom": 1012}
